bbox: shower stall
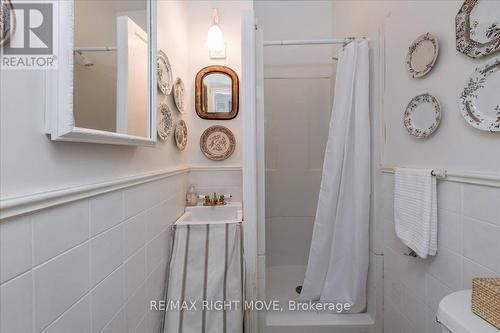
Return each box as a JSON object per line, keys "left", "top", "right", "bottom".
{"left": 263, "top": 38, "right": 336, "bottom": 311}
{"left": 240, "top": 11, "right": 382, "bottom": 332}
{"left": 261, "top": 37, "right": 375, "bottom": 333}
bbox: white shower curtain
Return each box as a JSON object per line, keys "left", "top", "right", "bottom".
{"left": 299, "top": 40, "right": 370, "bottom": 313}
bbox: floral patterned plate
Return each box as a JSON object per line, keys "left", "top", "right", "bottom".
{"left": 406, "top": 33, "right": 439, "bottom": 79}
{"left": 173, "top": 78, "right": 185, "bottom": 113}
{"left": 157, "top": 103, "right": 173, "bottom": 140}
{"left": 404, "top": 93, "right": 442, "bottom": 138}
{"left": 1, "top": 0, "right": 15, "bottom": 46}
{"left": 456, "top": 0, "right": 500, "bottom": 58}
{"left": 460, "top": 57, "right": 500, "bottom": 132}
{"left": 200, "top": 125, "right": 236, "bottom": 161}
{"left": 175, "top": 120, "right": 187, "bottom": 151}
{"left": 157, "top": 50, "right": 173, "bottom": 95}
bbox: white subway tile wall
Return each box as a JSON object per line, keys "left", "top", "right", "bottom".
{"left": 265, "top": 216, "right": 314, "bottom": 267}
{"left": 187, "top": 169, "right": 243, "bottom": 202}
{"left": 0, "top": 215, "right": 32, "bottom": 283}
{"left": 381, "top": 173, "right": 500, "bottom": 333}
{"left": 0, "top": 172, "right": 187, "bottom": 333}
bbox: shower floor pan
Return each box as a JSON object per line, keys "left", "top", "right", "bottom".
{"left": 264, "top": 265, "right": 374, "bottom": 333}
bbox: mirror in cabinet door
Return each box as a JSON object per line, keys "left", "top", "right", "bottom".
{"left": 45, "top": 0, "right": 157, "bottom": 146}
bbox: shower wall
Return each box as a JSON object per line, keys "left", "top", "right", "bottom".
{"left": 256, "top": 0, "right": 336, "bottom": 268}
{"left": 264, "top": 78, "right": 332, "bottom": 266}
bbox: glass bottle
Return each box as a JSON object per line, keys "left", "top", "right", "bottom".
{"left": 186, "top": 184, "right": 198, "bottom": 206}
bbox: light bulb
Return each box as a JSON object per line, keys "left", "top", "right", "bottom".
{"left": 205, "top": 8, "right": 226, "bottom": 58}
{"left": 206, "top": 24, "right": 225, "bottom": 50}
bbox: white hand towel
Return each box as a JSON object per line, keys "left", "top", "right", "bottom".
{"left": 394, "top": 168, "right": 437, "bottom": 258}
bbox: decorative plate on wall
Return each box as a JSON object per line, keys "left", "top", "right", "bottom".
{"left": 406, "top": 33, "right": 439, "bottom": 78}
{"left": 460, "top": 57, "right": 500, "bottom": 132}
{"left": 404, "top": 93, "right": 442, "bottom": 138}
{"left": 175, "top": 120, "right": 188, "bottom": 151}
{"left": 157, "top": 103, "right": 173, "bottom": 140}
{"left": 157, "top": 50, "right": 173, "bottom": 95}
{"left": 0, "top": 0, "right": 15, "bottom": 46}
{"left": 456, "top": 0, "right": 500, "bottom": 58}
{"left": 200, "top": 125, "right": 236, "bottom": 161}
{"left": 173, "top": 78, "right": 185, "bottom": 113}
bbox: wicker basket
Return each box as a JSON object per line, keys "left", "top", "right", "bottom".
{"left": 471, "top": 277, "right": 500, "bottom": 329}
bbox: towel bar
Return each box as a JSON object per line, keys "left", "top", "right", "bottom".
{"left": 430, "top": 169, "right": 446, "bottom": 178}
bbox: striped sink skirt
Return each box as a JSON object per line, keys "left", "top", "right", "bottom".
{"left": 163, "top": 223, "right": 244, "bottom": 333}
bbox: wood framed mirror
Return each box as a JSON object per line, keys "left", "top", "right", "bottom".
{"left": 195, "top": 65, "right": 239, "bottom": 120}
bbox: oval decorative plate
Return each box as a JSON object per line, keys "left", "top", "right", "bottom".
{"left": 456, "top": 0, "right": 500, "bottom": 58}
{"left": 1, "top": 0, "right": 15, "bottom": 46}
{"left": 175, "top": 120, "right": 188, "bottom": 151}
{"left": 157, "top": 103, "right": 173, "bottom": 140}
{"left": 173, "top": 78, "right": 185, "bottom": 113}
{"left": 157, "top": 50, "right": 173, "bottom": 95}
{"left": 460, "top": 57, "right": 500, "bottom": 132}
{"left": 200, "top": 125, "right": 236, "bottom": 161}
{"left": 406, "top": 33, "right": 439, "bottom": 78}
{"left": 404, "top": 93, "right": 442, "bottom": 138}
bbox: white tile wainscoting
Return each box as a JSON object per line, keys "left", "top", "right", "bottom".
{"left": 381, "top": 173, "right": 500, "bottom": 333}
{"left": 187, "top": 167, "right": 243, "bottom": 203}
{"left": 0, "top": 172, "right": 188, "bottom": 333}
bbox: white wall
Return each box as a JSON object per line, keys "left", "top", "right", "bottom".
{"left": 264, "top": 78, "right": 331, "bottom": 267}
{"left": 0, "top": 1, "right": 251, "bottom": 332}
{"left": 377, "top": 2, "right": 500, "bottom": 332}
{"left": 256, "top": 1, "right": 336, "bottom": 79}
{"left": 255, "top": 1, "right": 335, "bottom": 268}
{"left": 185, "top": 1, "right": 252, "bottom": 168}
{"left": 0, "top": 1, "right": 190, "bottom": 199}
{"left": 326, "top": 1, "right": 500, "bottom": 333}
{"left": 382, "top": 2, "right": 500, "bottom": 174}
{"left": 382, "top": 174, "right": 500, "bottom": 333}
{"left": 0, "top": 173, "right": 187, "bottom": 333}
{"left": 188, "top": 168, "right": 243, "bottom": 202}
{"left": 0, "top": 2, "right": 192, "bottom": 333}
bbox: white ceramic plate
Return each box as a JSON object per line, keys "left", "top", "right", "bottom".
{"left": 456, "top": 0, "right": 500, "bottom": 58}
{"left": 175, "top": 120, "right": 188, "bottom": 151}
{"left": 157, "top": 50, "right": 173, "bottom": 95}
{"left": 460, "top": 57, "right": 500, "bottom": 132}
{"left": 173, "top": 78, "right": 185, "bottom": 113}
{"left": 157, "top": 103, "right": 173, "bottom": 140}
{"left": 406, "top": 33, "right": 439, "bottom": 78}
{"left": 200, "top": 125, "right": 236, "bottom": 161}
{"left": 404, "top": 93, "right": 442, "bottom": 138}
{"left": 1, "top": 0, "right": 15, "bottom": 46}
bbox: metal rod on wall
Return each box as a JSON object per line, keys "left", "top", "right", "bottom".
{"left": 263, "top": 37, "right": 367, "bottom": 47}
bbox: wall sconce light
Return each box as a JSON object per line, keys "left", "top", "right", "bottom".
{"left": 205, "top": 8, "right": 226, "bottom": 59}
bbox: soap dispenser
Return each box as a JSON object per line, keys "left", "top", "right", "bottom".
{"left": 186, "top": 184, "right": 198, "bottom": 206}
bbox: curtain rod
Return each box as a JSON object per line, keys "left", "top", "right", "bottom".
{"left": 263, "top": 37, "right": 368, "bottom": 47}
